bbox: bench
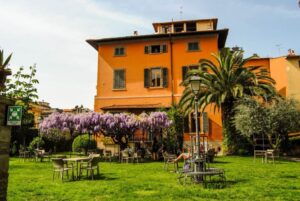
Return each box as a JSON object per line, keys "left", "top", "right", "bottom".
{"left": 178, "top": 168, "right": 226, "bottom": 187}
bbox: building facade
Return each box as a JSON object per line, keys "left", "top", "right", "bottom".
{"left": 87, "top": 18, "right": 228, "bottom": 149}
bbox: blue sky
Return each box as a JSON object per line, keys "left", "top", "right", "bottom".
{"left": 0, "top": 0, "right": 299, "bottom": 109}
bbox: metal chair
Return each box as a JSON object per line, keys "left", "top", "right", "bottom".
{"left": 121, "top": 150, "right": 134, "bottom": 163}
{"left": 79, "top": 156, "right": 101, "bottom": 180}
{"left": 162, "top": 152, "right": 178, "bottom": 172}
{"left": 52, "top": 158, "right": 74, "bottom": 181}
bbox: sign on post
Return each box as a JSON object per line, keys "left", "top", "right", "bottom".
{"left": 7, "top": 106, "right": 22, "bottom": 126}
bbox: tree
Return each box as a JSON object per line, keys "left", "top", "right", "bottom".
{"left": 234, "top": 97, "right": 300, "bottom": 152}
{"left": 164, "top": 106, "right": 184, "bottom": 153}
{"left": 40, "top": 111, "right": 172, "bottom": 152}
{"left": 179, "top": 48, "right": 276, "bottom": 153}
{"left": 0, "top": 49, "right": 12, "bottom": 91}
{"left": 2, "top": 65, "right": 39, "bottom": 146}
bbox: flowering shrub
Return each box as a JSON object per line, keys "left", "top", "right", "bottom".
{"left": 40, "top": 111, "right": 172, "bottom": 150}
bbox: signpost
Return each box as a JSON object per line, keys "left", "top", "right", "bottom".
{"left": 7, "top": 106, "right": 22, "bottom": 126}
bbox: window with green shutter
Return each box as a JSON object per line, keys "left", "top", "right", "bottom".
{"left": 113, "top": 69, "right": 126, "bottom": 89}
{"left": 182, "top": 65, "right": 199, "bottom": 80}
{"left": 144, "top": 44, "right": 167, "bottom": 54}
{"left": 114, "top": 47, "right": 125, "bottom": 56}
{"left": 187, "top": 42, "right": 199, "bottom": 51}
{"left": 144, "top": 67, "right": 168, "bottom": 88}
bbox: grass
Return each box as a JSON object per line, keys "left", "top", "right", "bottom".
{"left": 8, "top": 156, "right": 300, "bottom": 201}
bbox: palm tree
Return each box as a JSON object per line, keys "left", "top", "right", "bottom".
{"left": 0, "top": 49, "right": 12, "bottom": 91}
{"left": 179, "top": 48, "right": 276, "bottom": 153}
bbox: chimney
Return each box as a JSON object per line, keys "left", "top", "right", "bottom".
{"left": 133, "top": 31, "right": 138, "bottom": 36}
{"left": 288, "top": 49, "right": 296, "bottom": 56}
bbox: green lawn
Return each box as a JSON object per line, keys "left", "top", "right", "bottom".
{"left": 8, "top": 156, "right": 300, "bottom": 201}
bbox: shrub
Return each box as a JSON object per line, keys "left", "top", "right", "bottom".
{"left": 72, "top": 134, "right": 97, "bottom": 153}
{"left": 29, "top": 136, "right": 45, "bottom": 150}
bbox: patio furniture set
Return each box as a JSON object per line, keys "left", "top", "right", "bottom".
{"left": 52, "top": 154, "right": 101, "bottom": 181}
{"left": 254, "top": 149, "right": 276, "bottom": 163}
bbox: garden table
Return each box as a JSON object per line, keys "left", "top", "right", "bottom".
{"left": 63, "top": 157, "right": 90, "bottom": 179}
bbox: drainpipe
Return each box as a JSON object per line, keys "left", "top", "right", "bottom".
{"left": 169, "top": 34, "right": 174, "bottom": 105}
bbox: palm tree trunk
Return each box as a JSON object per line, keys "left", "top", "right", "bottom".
{"left": 0, "top": 98, "right": 12, "bottom": 201}
{"left": 221, "top": 98, "right": 251, "bottom": 154}
{"left": 221, "top": 98, "right": 240, "bottom": 154}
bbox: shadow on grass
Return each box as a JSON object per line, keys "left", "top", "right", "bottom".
{"left": 66, "top": 174, "right": 119, "bottom": 182}
{"left": 211, "top": 160, "right": 231, "bottom": 164}
{"left": 225, "top": 178, "right": 249, "bottom": 187}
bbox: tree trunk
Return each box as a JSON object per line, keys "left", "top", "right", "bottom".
{"left": 221, "top": 98, "right": 251, "bottom": 155}
{"left": 0, "top": 97, "right": 13, "bottom": 201}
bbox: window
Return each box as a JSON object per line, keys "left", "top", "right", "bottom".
{"left": 182, "top": 65, "right": 199, "bottom": 80}
{"left": 186, "top": 22, "right": 196, "bottom": 32}
{"left": 187, "top": 42, "right": 199, "bottom": 51}
{"left": 144, "top": 44, "right": 167, "bottom": 54}
{"left": 114, "top": 47, "right": 125, "bottom": 56}
{"left": 162, "top": 25, "right": 171, "bottom": 33}
{"left": 113, "top": 69, "right": 125, "bottom": 89}
{"left": 144, "top": 67, "right": 168, "bottom": 88}
{"left": 174, "top": 23, "right": 184, "bottom": 32}
{"left": 260, "top": 68, "right": 268, "bottom": 75}
{"left": 151, "top": 68, "right": 161, "bottom": 87}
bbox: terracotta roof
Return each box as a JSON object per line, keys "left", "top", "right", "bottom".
{"left": 286, "top": 55, "right": 300, "bottom": 59}
{"left": 101, "top": 104, "right": 166, "bottom": 110}
{"left": 86, "top": 29, "right": 228, "bottom": 50}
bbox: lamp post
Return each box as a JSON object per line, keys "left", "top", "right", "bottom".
{"left": 190, "top": 74, "right": 202, "bottom": 159}
{"left": 189, "top": 74, "right": 205, "bottom": 181}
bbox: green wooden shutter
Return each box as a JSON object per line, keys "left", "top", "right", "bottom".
{"left": 182, "top": 66, "right": 188, "bottom": 80}
{"left": 144, "top": 46, "right": 149, "bottom": 54}
{"left": 144, "top": 69, "right": 150, "bottom": 88}
{"left": 161, "top": 44, "right": 167, "bottom": 53}
{"left": 113, "top": 70, "right": 119, "bottom": 89}
{"left": 162, "top": 68, "right": 168, "bottom": 88}
{"left": 120, "top": 70, "right": 125, "bottom": 88}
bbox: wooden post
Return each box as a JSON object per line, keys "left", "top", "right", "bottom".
{"left": 0, "top": 97, "right": 13, "bottom": 201}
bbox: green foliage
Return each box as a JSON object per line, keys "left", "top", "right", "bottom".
{"left": 4, "top": 65, "right": 39, "bottom": 107}
{"left": 72, "top": 134, "right": 96, "bottom": 152}
{"left": 29, "top": 137, "right": 45, "bottom": 150}
{"left": 234, "top": 97, "right": 300, "bottom": 151}
{"left": 40, "top": 129, "right": 67, "bottom": 144}
{"left": 179, "top": 48, "right": 276, "bottom": 154}
{"left": 234, "top": 97, "right": 268, "bottom": 138}
{"left": 0, "top": 49, "right": 12, "bottom": 91}
{"left": 163, "top": 105, "right": 184, "bottom": 153}
{"left": 0, "top": 49, "right": 12, "bottom": 71}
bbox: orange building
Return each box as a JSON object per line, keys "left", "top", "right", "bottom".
{"left": 87, "top": 18, "right": 228, "bottom": 149}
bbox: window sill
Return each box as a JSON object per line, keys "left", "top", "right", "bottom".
{"left": 112, "top": 88, "right": 127, "bottom": 91}
{"left": 113, "top": 55, "right": 126, "bottom": 57}
{"left": 148, "top": 86, "right": 165, "bottom": 89}
{"left": 187, "top": 50, "right": 200, "bottom": 52}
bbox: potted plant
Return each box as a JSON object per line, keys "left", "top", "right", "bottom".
{"left": 0, "top": 50, "right": 12, "bottom": 91}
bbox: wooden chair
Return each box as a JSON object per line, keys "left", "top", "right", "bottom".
{"left": 52, "top": 158, "right": 74, "bottom": 181}
{"left": 79, "top": 157, "right": 101, "bottom": 180}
